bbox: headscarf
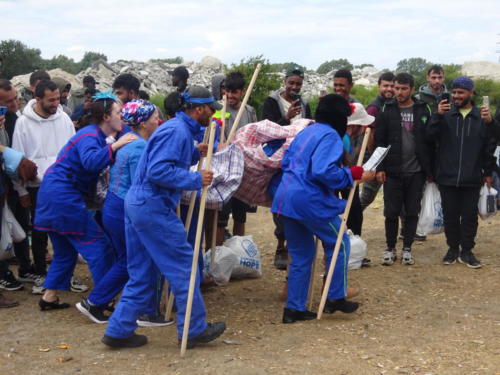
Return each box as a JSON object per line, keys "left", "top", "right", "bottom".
{"left": 121, "top": 99, "right": 156, "bottom": 127}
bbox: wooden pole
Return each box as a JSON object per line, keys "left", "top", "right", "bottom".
{"left": 219, "top": 95, "right": 227, "bottom": 145}
{"left": 226, "top": 63, "right": 262, "bottom": 145}
{"left": 317, "top": 127, "right": 371, "bottom": 320}
{"left": 180, "top": 119, "right": 217, "bottom": 356}
{"left": 307, "top": 238, "right": 321, "bottom": 311}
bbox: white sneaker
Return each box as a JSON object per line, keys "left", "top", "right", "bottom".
{"left": 381, "top": 249, "right": 396, "bottom": 266}
{"left": 401, "top": 249, "right": 415, "bottom": 265}
{"left": 31, "top": 276, "right": 46, "bottom": 295}
{"left": 18, "top": 272, "right": 39, "bottom": 283}
{"left": 70, "top": 277, "right": 89, "bottom": 293}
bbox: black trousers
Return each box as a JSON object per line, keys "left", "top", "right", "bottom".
{"left": 340, "top": 185, "right": 363, "bottom": 235}
{"left": 383, "top": 173, "right": 425, "bottom": 249}
{"left": 438, "top": 185, "right": 480, "bottom": 251}
{"left": 28, "top": 187, "right": 48, "bottom": 276}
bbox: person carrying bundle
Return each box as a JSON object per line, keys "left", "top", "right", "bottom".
{"left": 271, "top": 94, "right": 374, "bottom": 323}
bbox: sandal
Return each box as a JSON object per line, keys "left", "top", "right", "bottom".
{"left": 39, "top": 297, "right": 70, "bottom": 311}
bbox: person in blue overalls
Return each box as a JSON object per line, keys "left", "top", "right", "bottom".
{"left": 271, "top": 94, "right": 374, "bottom": 323}
{"left": 35, "top": 92, "right": 137, "bottom": 310}
{"left": 103, "top": 86, "right": 226, "bottom": 349}
{"left": 75, "top": 99, "right": 168, "bottom": 325}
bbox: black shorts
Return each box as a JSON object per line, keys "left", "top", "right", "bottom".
{"left": 218, "top": 197, "right": 256, "bottom": 227}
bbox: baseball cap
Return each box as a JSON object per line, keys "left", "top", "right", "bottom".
{"left": 183, "top": 86, "right": 222, "bottom": 111}
{"left": 169, "top": 66, "right": 190, "bottom": 80}
{"left": 286, "top": 65, "right": 304, "bottom": 78}
{"left": 83, "top": 75, "right": 99, "bottom": 85}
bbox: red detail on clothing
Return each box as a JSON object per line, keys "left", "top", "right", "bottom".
{"left": 350, "top": 166, "right": 364, "bottom": 180}
{"left": 349, "top": 103, "right": 356, "bottom": 116}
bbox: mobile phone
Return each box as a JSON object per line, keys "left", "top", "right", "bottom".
{"left": 441, "top": 93, "right": 450, "bottom": 103}
{"left": 483, "top": 96, "right": 490, "bottom": 108}
{"left": 0, "top": 106, "right": 7, "bottom": 116}
{"left": 292, "top": 93, "right": 301, "bottom": 104}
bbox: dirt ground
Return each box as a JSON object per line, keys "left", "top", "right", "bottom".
{"left": 1, "top": 195, "right": 500, "bottom": 375}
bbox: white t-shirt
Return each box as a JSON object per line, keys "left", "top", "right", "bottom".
{"left": 279, "top": 94, "right": 303, "bottom": 122}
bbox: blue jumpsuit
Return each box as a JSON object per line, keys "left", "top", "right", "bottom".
{"left": 271, "top": 122, "right": 354, "bottom": 312}
{"left": 34, "top": 124, "right": 114, "bottom": 291}
{"left": 106, "top": 111, "right": 208, "bottom": 340}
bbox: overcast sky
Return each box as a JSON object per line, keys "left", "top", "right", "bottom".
{"left": 3, "top": 0, "right": 499, "bottom": 70}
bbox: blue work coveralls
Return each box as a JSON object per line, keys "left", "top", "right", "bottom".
{"left": 271, "top": 122, "right": 354, "bottom": 312}
{"left": 34, "top": 124, "right": 114, "bottom": 290}
{"left": 106, "top": 111, "right": 208, "bottom": 340}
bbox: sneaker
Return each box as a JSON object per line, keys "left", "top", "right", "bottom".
{"left": 0, "top": 271, "right": 23, "bottom": 291}
{"left": 274, "top": 247, "right": 288, "bottom": 270}
{"left": 102, "top": 334, "right": 148, "bottom": 348}
{"left": 137, "top": 314, "right": 174, "bottom": 327}
{"left": 76, "top": 298, "right": 109, "bottom": 324}
{"left": 381, "top": 248, "right": 396, "bottom": 266}
{"left": 401, "top": 248, "right": 415, "bottom": 265}
{"left": 323, "top": 298, "right": 359, "bottom": 314}
{"left": 31, "top": 276, "right": 46, "bottom": 295}
{"left": 458, "top": 250, "right": 482, "bottom": 269}
{"left": 18, "top": 272, "right": 40, "bottom": 283}
{"left": 282, "top": 308, "right": 317, "bottom": 324}
{"left": 70, "top": 277, "right": 89, "bottom": 293}
{"left": 443, "top": 248, "right": 459, "bottom": 265}
{"left": 180, "top": 321, "right": 226, "bottom": 349}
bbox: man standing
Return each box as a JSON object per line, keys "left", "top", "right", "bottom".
{"left": 375, "top": 73, "right": 433, "bottom": 266}
{"left": 416, "top": 65, "right": 448, "bottom": 113}
{"left": 68, "top": 75, "right": 99, "bottom": 111}
{"left": 262, "top": 65, "right": 312, "bottom": 269}
{"left": 426, "top": 76, "right": 496, "bottom": 268}
{"left": 170, "top": 66, "right": 190, "bottom": 94}
{"left": 104, "top": 86, "right": 225, "bottom": 349}
{"left": 360, "top": 72, "right": 395, "bottom": 210}
{"left": 333, "top": 69, "right": 358, "bottom": 103}
{"left": 52, "top": 77, "right": 72, "bottom": 116}
{"left": 19, "top": 70, "right": 51, "bottom": 109}
{"left": 217, "top": 72, "right": 258, "bottom": 243}
{"left": 12, "top": 80, "right": 76, "bottom": 290}
{"left": 112, "top": 74, "right": 140, "bottom": 104}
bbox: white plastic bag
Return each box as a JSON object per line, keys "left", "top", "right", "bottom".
{"left": 223, "top": 235, "right": 262, "bottom": 279}
{"left": 347, "top": 230, "right": 367, "bottom": 270}
{"left": 478, "top": 183, "right": 498, "bottom": 220}
{"left": 203, "top": 246, "right": 239, "bottom": 286}
{"left": 0, "top": 206, "right": 14, "bottom": 261}
{"left": 417, "top": 182, "right": 444, "bottom": 235}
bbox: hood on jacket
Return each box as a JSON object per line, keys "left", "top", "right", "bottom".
{"left": 211, "top": 74, "right": 226, "bottom": 101}
{"left": 418, "top": 83, "right": 448, "bottom": 100}
{"left": 22, "top": 99, "right": 64, "bottom": 123}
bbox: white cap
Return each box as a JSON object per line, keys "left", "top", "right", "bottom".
{"left": 347, "top": 103, "right": 374, "bottom": 126}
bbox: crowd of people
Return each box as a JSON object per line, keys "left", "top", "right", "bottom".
{"left": 0, "top": 62, "right": 498, "bottom": 350}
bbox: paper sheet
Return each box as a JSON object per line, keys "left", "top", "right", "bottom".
{"left": 363, "top": 145, "right": 391, "bottom": 171}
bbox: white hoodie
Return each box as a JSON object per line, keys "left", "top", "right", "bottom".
{"left": 12, "top": 99, "right": 76, "bottom": 196}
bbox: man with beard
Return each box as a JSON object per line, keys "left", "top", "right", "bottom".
{"left": 112, "top": 74, "right": 140, "bottom": 104}
{"left": 416, "top": 65, "right": 448, "bottom": 113}
{"left": 103, "top": 86, "right": 226, "bottom": 349}
{"left": 52, "top": 77, "right": 72, "bottom": 116}
{"left": 12, "top": 80, "right": 76, "bottom": 292}
{"left": 426, "top": 76, "right": 496, "bottom": 268}
{"left": 375, "top": 73, "right": 433, "bottom": 266}
{"left": 262, "top": 66, "right": 312, "bottom": 270}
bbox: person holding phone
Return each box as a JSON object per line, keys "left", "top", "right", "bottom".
{"left": 426, "top": 76, "right": 497, "bottom": 268}
{"left": 262, "top": 65, "right": 312, "bottom": 270}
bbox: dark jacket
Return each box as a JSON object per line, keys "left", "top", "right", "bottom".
{"left": 375, "top": 98, "right": 433, "bottom": 177}
{"left": 426, "top": 106, "right": 497, "bottom": 187}
{"left": 416, "top": 83, "right": 448, "bottom": 114}
{"left": 366, "top": 95, "right": 386, "bottom": 129}
{"left": 262, "top": 90, "right": 312, "bottom": 125}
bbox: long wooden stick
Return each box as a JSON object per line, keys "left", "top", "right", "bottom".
{"left": 317, "top": 127, "right": 371, "bottom": 320}
{"left": 307, "top": 238, "right": 321, "bottom": 311}
{"left": 226, "top": 63, "right": 262, "bottom": 145}
{"left": 180, "top": 119, "right": 217, "bottom": 356}
{"left": 184, "top": 126, "right": 211, "bottom": 231}
{"left": 219, "top": 95, "right": 227, "bottom": 145}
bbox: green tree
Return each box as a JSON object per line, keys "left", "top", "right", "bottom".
{"left": 150, "top": 57, "right": 183, "bottom": 64}
{"left": 316, "top": 58, "right": 353, "bottom": 74}
{"left": 442, "top": 64, "right": 461, "bottom": 88}
{"left": 269, "top": 62, "right": 307, "bottom": 74}
{"left": 78, "top": 51, "right": 108, "bottom": 71}
{"left": 228, "top": 55, "right": 281, "bottom": 119}
{"left": 43, "top": 54, "right": 80, "bottom": 74}
{"left": 395, "top": 57, "right": 430, "bottom": 76}
{"left": 0, "top": 39, "right": 44, "bottom": 79}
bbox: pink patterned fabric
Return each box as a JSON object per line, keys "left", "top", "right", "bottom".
{"left": 233, "top": 118, "right": 313, "bottom": 207}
